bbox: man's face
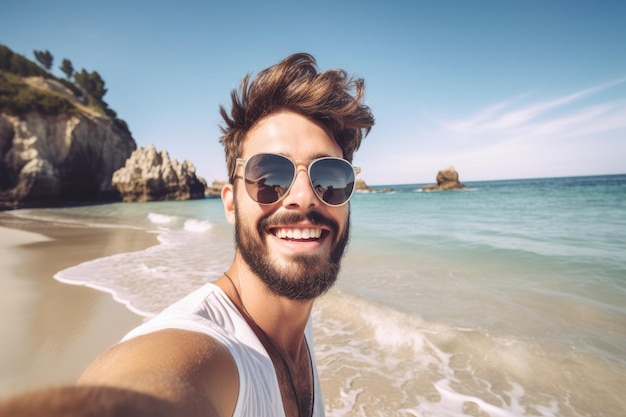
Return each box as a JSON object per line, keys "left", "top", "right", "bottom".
{"left": 232, "top": 111, "right": 351, "bottom": 301}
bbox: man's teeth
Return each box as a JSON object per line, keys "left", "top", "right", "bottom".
{"left": 275, "top": 228, "right": 322, "bottom": 239}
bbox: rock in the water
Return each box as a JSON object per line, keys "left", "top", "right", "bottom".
{"left": 112, "top": 145, "right": 206, "bottom": 202}
{"left": 355, "top": 178, "right": 392, "bottom": 193}
{"left": 421, "top": 166, "right": 466, "bottom": 191}
{"left": 355, "top": 179, "right": 374, "bottom": 192}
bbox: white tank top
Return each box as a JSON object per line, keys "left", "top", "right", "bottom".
{"left": 122, "top": 283, "right": 325, "bottom": 417}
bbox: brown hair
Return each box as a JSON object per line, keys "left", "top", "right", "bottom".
{"left": 219, "top": 53, "right": 375, "bottom": 184}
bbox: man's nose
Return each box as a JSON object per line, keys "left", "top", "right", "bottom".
{"left": 281, "top": 168, "right": 319, "bottom": 209}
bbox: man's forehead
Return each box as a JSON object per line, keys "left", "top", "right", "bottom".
{"left": 242, "top": 112, "right": 341, "bottom": 159}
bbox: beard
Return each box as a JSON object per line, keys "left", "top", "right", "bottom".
{"left": 235, "top": 205, "right": 350, "bottom": 301}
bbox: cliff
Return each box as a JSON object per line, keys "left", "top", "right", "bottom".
{"left": 0, "top": 80, "right": 136, "bottom": 209}
{"left": 1, "top": 45, "right": 215, "bottom": 209}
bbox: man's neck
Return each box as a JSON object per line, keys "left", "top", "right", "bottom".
{"left": 215, "top": 261, "right": 314, "bottom": 362}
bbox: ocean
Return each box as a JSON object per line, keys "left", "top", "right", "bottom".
{"left": 7, "top": 174, "right": 626, "bottom": 416}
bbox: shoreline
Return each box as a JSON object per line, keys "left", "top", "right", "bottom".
{"left": 0, "top": 212, "right": 158, "bottom": 397}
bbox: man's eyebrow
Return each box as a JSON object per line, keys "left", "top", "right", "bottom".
{"left": 292, "top": 153, "right": 338, "bottom": 161}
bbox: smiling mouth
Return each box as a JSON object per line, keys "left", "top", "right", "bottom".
{"left": 271, "top": 227, "right": 324, "bottom": 240}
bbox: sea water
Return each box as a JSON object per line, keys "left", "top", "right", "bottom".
{"left": 8, "top": 174, "right": 626, "bottom": 416}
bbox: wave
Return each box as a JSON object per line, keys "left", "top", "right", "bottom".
{"left": 184, "top": 219, "right": 213, "bottom": 233}
{"left": 54, "top": 212, "right": 233, "bottom": 317}
{"left": 147, "top": 212, "right": 176, "bottom": 225}
{"left": 313, "top": 290, "right": 624, "bottom": 417}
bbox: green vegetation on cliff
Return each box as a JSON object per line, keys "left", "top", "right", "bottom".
{"left": 0, "top": 72, "right": 78, "bottom": 116}
{"left": 0, "top": 45, "right": 46, "bottom": 77}
{"left": 0, "top": 44, "right": 130, "bottom": 135}
{"left": 33, "top": 49, "right": 53, "bottom": 70}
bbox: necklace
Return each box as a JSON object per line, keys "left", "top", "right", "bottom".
{"left": 223, "top": 272, "right": 314, "bottom": 417}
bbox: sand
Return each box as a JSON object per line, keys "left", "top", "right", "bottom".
{"left": 0, "top": 213, "right": 158, "bottom": 397}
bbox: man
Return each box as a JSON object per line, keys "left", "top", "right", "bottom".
{"left": 77, "top": 53, "right": 374, "bottom": 416}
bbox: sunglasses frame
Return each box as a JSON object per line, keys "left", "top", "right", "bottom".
{"left": 236, "top": 153, "right": 361, "bottom": 207}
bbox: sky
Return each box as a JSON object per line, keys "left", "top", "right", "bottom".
{"left": 2, "top": 0, "right": 625, "bottom": 185}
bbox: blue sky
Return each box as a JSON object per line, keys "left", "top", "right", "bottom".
{"left": 2, "top": 0, "right": 625, "bottom": 185}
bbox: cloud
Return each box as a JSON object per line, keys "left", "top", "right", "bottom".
{"left": 523, "top": 102, "right": 626, "bottom": 138}
{"left": 362, "top": 77, "right": 626, "bottom": 184}
{"left": 441, "top": 77, "right": 626, "bottom": 140}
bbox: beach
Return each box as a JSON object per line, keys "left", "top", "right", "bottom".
{"left": 0, "top": 175, "right": 625, "bottom": 416}
{"left": 0, "top": 213, "right": 156, "bottom": 397}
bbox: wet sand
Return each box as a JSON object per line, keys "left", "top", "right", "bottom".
{"left": 0, "top": 213, "right": 157, "bottom": 397}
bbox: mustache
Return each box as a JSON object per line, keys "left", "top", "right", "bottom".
{"left": 258, "top": 211, "right": 339, "bottom": 235}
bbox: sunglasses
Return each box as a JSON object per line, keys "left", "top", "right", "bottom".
{"left": 236, "top": 153, "right": 361, "bottom": 206}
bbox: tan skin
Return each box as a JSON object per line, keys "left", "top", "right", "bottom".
{"left": 77, "top": 330, "right": 238, "bottom": 416}
{"left": 78, "top": 111, "right": 350, "bottom": 417}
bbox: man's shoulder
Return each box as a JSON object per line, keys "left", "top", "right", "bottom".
{"left": 115, "top": 328, "right": 234, "bottom": 365}
{"left": 123, "top": 283, "right": 240, "bottom": 342}
{"left": 80, "top": 329, "right": 236, "bottom": 383}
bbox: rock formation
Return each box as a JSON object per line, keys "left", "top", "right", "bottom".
{"left": 112, "top": 145, "right": 206, "bottom": 202}
{"left": 355, "top": 179, "right": 393, "bottom": 193}
{"left": 355, "top": 179, "right": 374, "bottom": 192}
{"left": 204, "top": 180, "right": 226, "bottom": 198}
{"left": 1, "top": 45, "right": 205, "bottom": 208}
{"left": 1, "top": 44, "right": 138, "bottom": 210}
{"left": 0, "top": 110, "right": 136, "bottom": 208}
{"left": 421, "top": 166, "right": 466, "bottom": 191}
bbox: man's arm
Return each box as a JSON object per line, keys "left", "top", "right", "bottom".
{"left": 77, "top": 328, "right": 239, "bottom": 417}
{"left": 0, "top": 330, "right": 239, "bottom": 417}
{"left": 0, "top": 385, "right": 179, "bottom": 417}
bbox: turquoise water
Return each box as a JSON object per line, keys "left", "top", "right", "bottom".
{"left": 9, "top": 174, "right": 626, "bottom": 416}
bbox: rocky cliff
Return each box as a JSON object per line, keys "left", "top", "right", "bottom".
{"left": 0, "top": 108, "right": 136, "bottom": 209}
{"left": 1, "top": 45, "right": 210, "bottom": 209}
{"left": 112, "top": 145, "right": 206, "bottom": 202}
{"left": 0, "top": 45, "right": 139, "bottom": 209}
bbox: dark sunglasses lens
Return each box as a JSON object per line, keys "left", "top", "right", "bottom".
{"left": 245, "top": 154, "right": 294, "bottom": 204}
{"left": 310, "top": 159, "right": 356, "bottom": 205}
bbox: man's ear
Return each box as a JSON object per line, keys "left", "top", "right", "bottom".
{"left": 222, "top": 183, "right": 236, "bottom": 225}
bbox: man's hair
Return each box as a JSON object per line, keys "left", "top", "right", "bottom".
{"left": 219, "top": 53, "right": 375, "bottom": 184}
